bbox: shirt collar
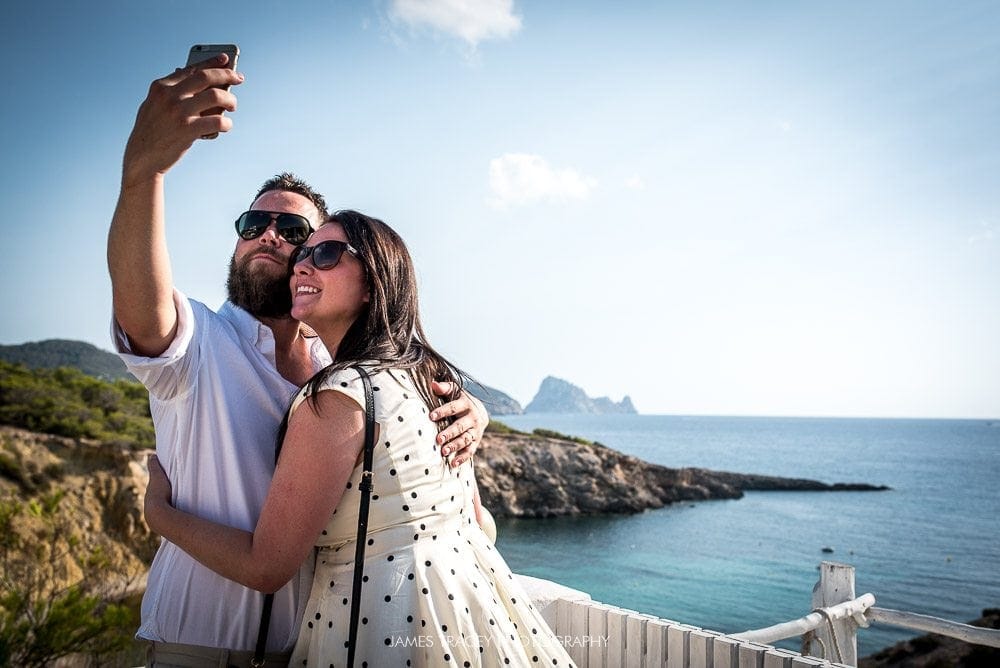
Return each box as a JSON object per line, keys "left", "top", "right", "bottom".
{"left": 218, "top": 301, "right": 269, "bottom": 347}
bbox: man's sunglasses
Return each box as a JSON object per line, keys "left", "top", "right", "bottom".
{"left": 235, "top": 210, "right": 313, "bottom": 245}
{"left": 291, "top": 240, "right": 361, "bottom": 270}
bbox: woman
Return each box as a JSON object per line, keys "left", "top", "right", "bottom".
{"left": 144, "top": 210, "right": 573, "bottom": 666}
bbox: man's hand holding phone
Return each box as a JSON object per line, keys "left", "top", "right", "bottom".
{"left": 185, "top": 44, "right": 239, "bottom": 139}
{"left": 122, "top": 48, "right": 243, "bottom": 189}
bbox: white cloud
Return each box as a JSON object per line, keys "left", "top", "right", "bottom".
{"left": 624, "top": 174, "right": 645, "bottom": 190}
{"left": 488, "top": 153, "right": 597, "bottom": 208}
{"left": 390, "top": 0, "right": 522, "bottom": 46}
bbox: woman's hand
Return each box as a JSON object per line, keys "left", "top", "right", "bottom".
{"left": 144, "top": 454, "right": 174, "bottom": 533}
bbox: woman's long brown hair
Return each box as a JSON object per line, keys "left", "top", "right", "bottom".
{"left": 298, "top": 209, "right": 466, "bottom": 422}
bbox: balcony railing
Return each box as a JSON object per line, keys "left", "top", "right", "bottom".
{"left": 517, "top": 561, "right": 999, "bottom": 667}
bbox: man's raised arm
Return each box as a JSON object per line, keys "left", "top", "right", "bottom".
{"left": 107, "top": 56, "right": 242, "bottom": 357}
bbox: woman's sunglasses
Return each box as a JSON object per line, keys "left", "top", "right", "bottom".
{"left": 291, "top": 240, "right": 361, "bottom": 270}
{"left": 235, "top": 210, "right": 313, "bottom": 245}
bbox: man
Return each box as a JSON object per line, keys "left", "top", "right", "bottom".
{"left": 108, "top": 55, "right": 486, "bottom": 666}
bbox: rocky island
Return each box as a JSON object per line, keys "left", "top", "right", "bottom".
{"left": 524, "top": 376, "right": 637, "bottom": 414}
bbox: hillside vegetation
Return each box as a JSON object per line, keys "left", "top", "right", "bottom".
{"left": 0, "top": 339, "right": 132, "bottom": 381}
{"left": 0, "top": 360, "right": 153, "bottom": 452}
{"left": 0, "top": 361, "right": 153, "bottom": 665}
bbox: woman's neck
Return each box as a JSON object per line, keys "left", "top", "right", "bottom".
{"left": 257, "top": 316, "right": 322, "bottom": 385}
{"left": 308, "top": 320, "right": 356, "bottom": 363}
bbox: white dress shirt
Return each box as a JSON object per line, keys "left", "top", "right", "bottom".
{"left": 114, "top": 290, "right": 330, "bottom": 651}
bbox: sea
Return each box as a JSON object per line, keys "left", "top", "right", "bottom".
{"left": 492, "top": 414, "right": 1000, "bottom": 656}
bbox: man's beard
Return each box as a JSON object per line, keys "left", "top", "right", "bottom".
{"left": 226, "top": 248, "right": 293, "bottom": 318}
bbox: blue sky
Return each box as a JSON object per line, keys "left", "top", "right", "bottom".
{"left": 1, "top": 1, "right": 998, "bottom": 418}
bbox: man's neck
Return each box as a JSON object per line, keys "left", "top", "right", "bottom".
{"left": 259, "top": 315, "right": 316, "bottom": 386}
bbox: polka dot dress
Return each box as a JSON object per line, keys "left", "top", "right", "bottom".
{"left": 287, "top": 367, "right": 574, "bottom": 667}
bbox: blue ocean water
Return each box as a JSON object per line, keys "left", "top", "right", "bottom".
{"left": 494, "top": 415, "right": 1000, "bottom": 656}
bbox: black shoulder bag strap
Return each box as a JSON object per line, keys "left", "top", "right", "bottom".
{"left": 347, "top": 365, "right": 376, "bottom": 668}
{"left": 254, "top": 365, "right": 376, "bottom": 668}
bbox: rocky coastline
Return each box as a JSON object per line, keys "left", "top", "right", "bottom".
{"left": 475, "top": 429, "right": 889, "bottom": 518}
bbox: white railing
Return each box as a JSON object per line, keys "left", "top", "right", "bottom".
{"left": 514, "top": 574, "right": 850, "bottom": 667}
{"left": 734, "top": 562, "right": 1000, "bottom": 665}
{"left": 516, "top": 562, "right": 1000, "bottom": 667}
{"left": 731, "top": 593, "right": 876, "bottom": 647}
{"left": 866, "top": 606, "right": 1000, "bottom": 648}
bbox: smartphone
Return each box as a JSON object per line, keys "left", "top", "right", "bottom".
{"left": 186, "top": 44, "right": 240, "bottom": 139}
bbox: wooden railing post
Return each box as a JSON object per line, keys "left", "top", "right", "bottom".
{"left": 809, "top": 561, "right": 858, "bottom": 665}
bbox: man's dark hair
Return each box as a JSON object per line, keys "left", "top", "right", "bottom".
{"left": 253, "top": 172, "right": 329, "bottom": 223}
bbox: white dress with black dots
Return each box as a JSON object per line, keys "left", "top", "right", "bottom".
{"left": 287, "top": 367, "right": 574, "bottom": 668}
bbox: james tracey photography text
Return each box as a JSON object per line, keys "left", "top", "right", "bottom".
{"left": 384, "top": 634, "right": 610, "bottom": 649}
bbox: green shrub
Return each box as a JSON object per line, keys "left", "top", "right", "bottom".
{"left": 0, "top": 361, "right": 153, "bottom": 450}
{"left": 484, "top": 420, "right": 529, "bottom": 436}
{"left": 531, "top": 428, "right": 593, "bottom": 445}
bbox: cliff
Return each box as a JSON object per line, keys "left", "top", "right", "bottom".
{"left": 473, "top": 429, "right": 888, "bottom": 518}
{"left": 0, "top": 426, "right": 156, "bottom": 591}
{"left": 465, "top": 380, "right": 523, "bottom": 415}
{"left": 525, "top": 376, "right": 637, "bottom": 414}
